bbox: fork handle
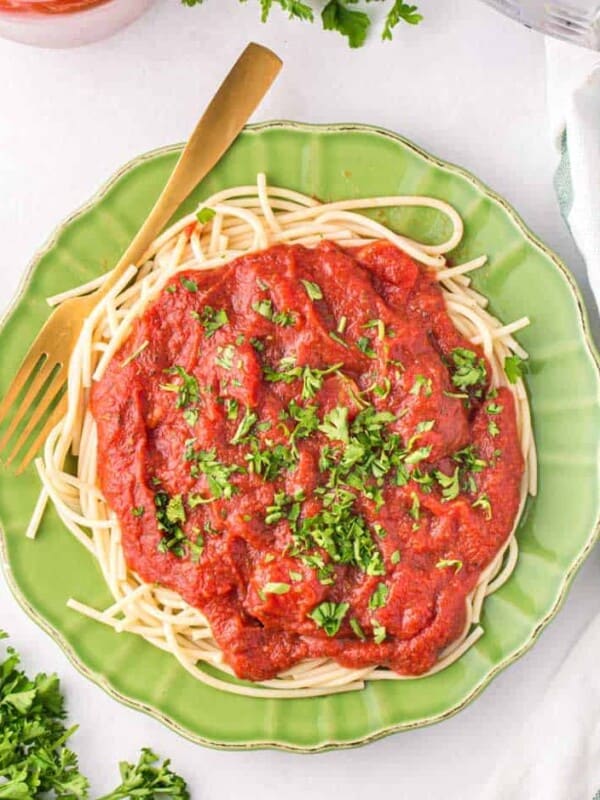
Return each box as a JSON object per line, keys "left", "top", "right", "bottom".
{"left": 96, "top": 42, "right": 282, "bottom": 300}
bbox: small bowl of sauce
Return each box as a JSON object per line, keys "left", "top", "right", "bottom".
{"left": 0, "top": 0, "right": 155, "bottom": 47}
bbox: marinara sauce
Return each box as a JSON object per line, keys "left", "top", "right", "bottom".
{"left": 91, "top": 241, "right": 523, "bottom": 681}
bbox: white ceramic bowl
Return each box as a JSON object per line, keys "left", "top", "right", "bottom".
{"left": 0, "top": 0, "right": 154, "bottom": 48}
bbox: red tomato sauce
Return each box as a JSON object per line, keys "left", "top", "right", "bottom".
{"left": 0, "top": 0, "right": 109, "bottom": 14}
{"left": 91, "top": 241, "right": 524, "bottom": 681}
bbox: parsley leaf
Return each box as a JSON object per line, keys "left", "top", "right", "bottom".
{"left": 215, "top": 344, "right": 235, "bottom": 370}
{"left": 230, "top": 407, "right": 258, "bottom": 445}
{"left": 180, "top": 276, "right": 198, "bottom": 293}
{"left": 473, "top": 492, "right": 493, "bottom": 519}
{"left": 196, "top": 206, "right": 216, "bottom": 224}
{"left": 184, "top": 445, "right": 242, "bottom": 499}
{"left": 308, "top": 601, "right": 349, "bottom": 636}
{"left": 252, "top": 299, "right": 296, "bottom": 327}
{"left": 261, "top": 582, "right": 291, "bottom": 596}
{"left": 435, "top": 467, "right": 460, "bottom": 501}
{"left": 318, "top": 406, "right": 349, "bottom": 444}
{"left": 450, "top": 348, "right": 487, "bottom": 396}
{"left": 383, "top": 0, "right": 423, "bottom": 39}
{"left": 192, "top": 306, "right": 229, "bottom": 338}
{"left": 300, "top": 279, "right": 323, "bottom": 300}
{"left": 504, "top": 354, "right": 528, "bottom": 383}
{"left": 350, "top": 617, "right": 366, "bottom": 640}
{"left": 436, "top": 558, "right": 463, "bottom": 573}
{"left": 160, "top": 366, "right": 199, "bottom": 409}
{"left": 356, "top": 335, "right": 376, "bottom": 358}
{"left": 410, "top": 373, "right": 433, "bottom": 397}
{"left": 322, "top": 0, "right": 370, "bottom": 48}
{"left": 97, "top": 748, "right": 189, "bottom": 800}
{"left": 368, "top": 582, "right": 389, "bottom": 611}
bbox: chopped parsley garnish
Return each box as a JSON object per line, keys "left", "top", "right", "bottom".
{"left": 131, "top": 506, "right": 145, "bottom": 517}
{"left": 215, "top": 344, "right": 235, "bottom": 370}
{"left": 160, "top": 365, "right": 199, "bottom": 409}
{"left": 368, "top": 582, "right": 389, "bottom": 610}
{"left": 196, "top": 206, "right": 216, "bottom": 224}
{"left": 408, "top": 492, "right": 420, "bottom": 521}
{"left": 357, "top": 335, "right": 376, "bottom": 358}
{"left": 487, "top": 402, "right": 503, "bottom": 414}
{"left": 188, "top": 493, "right": 212, "bottom": 508}
{"left": 363, "top": 318, "right": 386, "bottom": 340}
{"left": 404, "top": 445, "right": 432, "bottom": 465}
{"left": 289, "top": 570, "right": 303, "bottom": 582}
{"left": 183, "top": 407, "right": 199, "bottom": 427}
{"left": 180, "top": 276, "right": 198, "bottom": 292}
{"left": 120, "top": 340, "right": 148, "bottom": 367}
{"left": 261, "top": 582, "right": 290, "bottom": 596}
{"left": 252, "top": 298, "right": 273, "bottom": 319}
{"left": 450, "top": 348, "right": 487, "bottom": 397}
{"left": 350, "top": 617, "right": 366, "bottom": 640}
{"left": 318, "top": 406, "right": 349, "bottom": 444}
{"left": 230, "top": 407, "right": 258, "bottom": 445}
{"left": 390, "top": 549, "right": 401, "bottom": 565}
{"left": 372, "top": 377, "right": 392, "bottom": 399}
{"left": 308, "top": 601, "right": 349, "bottom": 637}
{"left": 225, "top": 398, "right": 239, "bottom": 420}
{"left": 155, "top": 491, "right": 194, "bottom": 558}
{"left": 263, "top": 356, "right": 342, "bottom": 400}
{"left": 301, "top": 362, "right": 343, "bottom": 399}
{"left": 300, "top": 279, "right": 323, "bottom": 300}
{"left": 436, "top": 559, "right": 463, "bottom": 572}
{"left": 435, "top": 467, "right": 460, "bottom": 501}
{"left": 410, "top": 374, "right": 433, "bottom": 397}
{"left": 473, "top": 493, "right": 492, "bottom": 519}
{"left": 192, "top": 305, "right": 229, "bottom": 338}
{"left": 166, "top": 494, "right": 185, "bottom": 524}
{"left": 329, "top": 330, "right": 348, "bottom": 347}
{"left": 453, "top": 444, "right": 487, "bottom": 473}
{"left": 372, "top": 622, "right": 387, "bottom": 644}
{"left": 288, "top": 399, "right": 320, "bottom": 442}
{"left": 251, "top": 298, "right": 296, "bottom": 327}
{"left": 265, "top": 490, "right": 305, "bottom": 525}
{"left": 504, "top": 354, "right": 527, "bottom": 383}
{"left": 184, "top": 444, "right": 242, "bottom": 499}
{"left": 245, "top": 440, "right": 296, "bottom": 481}
{"left": 373, "top": 522, "right": 387, "bottom": 538}
{"left": 488, "top": 419, "right": 500, "bottom": 437}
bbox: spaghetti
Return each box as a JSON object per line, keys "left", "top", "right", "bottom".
{"left": 29, "top": 175, "right": 535, "bottom": 698}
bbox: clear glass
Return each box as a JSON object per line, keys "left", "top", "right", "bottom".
{"left": 480, "top": 0, "right": 600, "bottom": 48}
{"left": 0, "top": 0, "right": 155, "bottom": 47}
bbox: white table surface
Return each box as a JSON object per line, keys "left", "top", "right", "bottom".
{"left": 1, "top": 2, "right": 598, "bottom": 798}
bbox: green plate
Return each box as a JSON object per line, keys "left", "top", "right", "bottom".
{"left": 1, "top": 122, "right": 599, "bottom": 752}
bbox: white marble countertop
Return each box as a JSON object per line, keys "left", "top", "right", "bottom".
{"left": 0, "top": 1, "right": 598, "bottom": 797}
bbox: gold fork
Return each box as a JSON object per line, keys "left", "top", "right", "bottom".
{"left": 0, "top": 42, "right": 282, "bottom": 474}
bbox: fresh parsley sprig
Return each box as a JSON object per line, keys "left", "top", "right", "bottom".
{"left": 181, "top": 0, "right": 423, "bottom": 48}
{"left": 0, "top": 632, "right": 189, "bottom": 800}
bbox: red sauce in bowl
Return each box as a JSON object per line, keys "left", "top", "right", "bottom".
{"left": 0, "top": 0, "right": 110, "bottom": 13}
{"left": 91, "top": 241, "right": 523, "bottom": 681}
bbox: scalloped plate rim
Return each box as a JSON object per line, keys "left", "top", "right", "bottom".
{"left": 1, "top": 120, "right": 599, "bottom": 753}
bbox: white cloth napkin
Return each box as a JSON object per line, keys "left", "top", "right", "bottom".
{"left": 481, "top": 39, "right": 600, "bottom": 800}
{"left": 481, "top": 610, "right": 600, "bottom": 800}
